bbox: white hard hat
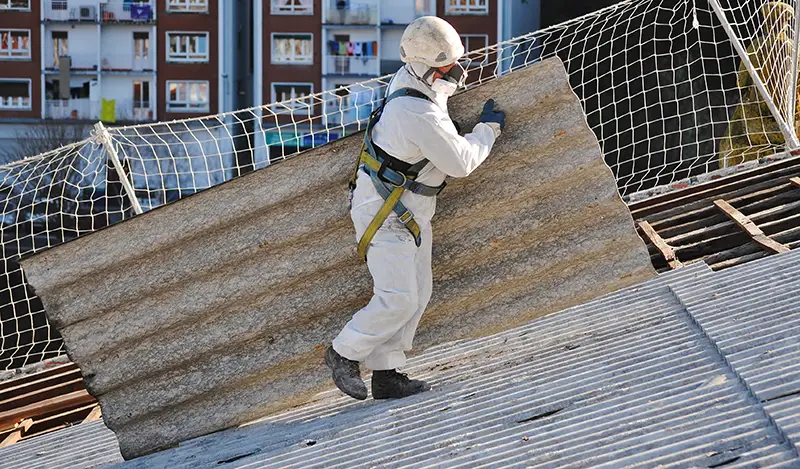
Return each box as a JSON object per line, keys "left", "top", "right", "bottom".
{"left": 400, "top": 16, "right": 465, "bottom": 68}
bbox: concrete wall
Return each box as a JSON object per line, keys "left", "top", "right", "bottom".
{"left": 21, "top": 58, "right": 656, "bottom": 459}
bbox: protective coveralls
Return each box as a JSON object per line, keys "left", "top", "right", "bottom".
{"left": 331, "top": 64, "right": 501, "bottom": 371}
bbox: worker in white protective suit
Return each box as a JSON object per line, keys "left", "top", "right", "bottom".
{"left": 324, "top": 16, "right": 505, "bottom": 400}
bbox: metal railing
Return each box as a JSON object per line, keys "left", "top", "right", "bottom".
{"left": 100, "top": 0, "right": 155, "bottom": 22}
{"left": 325, "top": 1, "right": 378, "bottom": 25}
{"left": 325, "top": 55, "right": 380, "bottom": 76}
{"left": 43, "top": 1, "right": 99, "bottom": 21}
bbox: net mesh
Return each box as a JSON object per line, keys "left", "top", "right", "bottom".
{"left": 1, "top": 0, "right": 798, "bottom": 369}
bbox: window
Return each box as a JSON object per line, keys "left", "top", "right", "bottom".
{"left": 0, "top": 0, "right": 30, "bottom": 10}
{"left": 167, "top": 0, "right": 207, "bottom": 12}
{"left": 460, "top": 34, "right": 488, "bottom": 67}
{"left": 133, "top": 81, "right": 150, "bottom": 107}
{"left": 271, "top": 0, "right": 312, "bottom": 15}
{"left": 0, "top": 30, "right": 30, "bottom": 59}
{"left": 0, "top": 79, "right": 31, "bottom": 110}
{"left": 271, "top": 34, "right": 313, "bottom": 64}
{"left": 167, "top": 32, "right": 209, "bottom": 62}
{"left": 271, "top": 83, "right": 313, "bottom": 109}
{"left": 133, "top": 32, "right": 150, "bottom": 64}
{"left": 167, "top": 80, "right": 209, "bottom": 112}
{"left": 52, "top": 31, "right": 68, "bottom": 67}
{"left": 445, "top": 0, "right": 488, "bottom": 15}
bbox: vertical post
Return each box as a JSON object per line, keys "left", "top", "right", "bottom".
{"left": 709, "top": 0, "right": 800, "bottom": 149}
{"left": 789, "top": 2, "right": 800, "bottom": 136}
{"left": 94, "top": 122, "right": 144, "bottom": 215}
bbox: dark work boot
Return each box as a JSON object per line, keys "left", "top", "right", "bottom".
{"left": 324, "top": 346, "right": 368, "bottom": 400}
{"left": 371, "top": 370, "right": 431, "bottom": 399}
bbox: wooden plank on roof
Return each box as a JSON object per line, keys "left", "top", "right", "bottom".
{"left": 82, "top": 405, "right": 102, "bottom": 423}
{"left": 0, "top": 419, "right": 32, "bottom": 448}
{"left": 0, "top": 390, "right": 94, "bottom": 429}
{"left": 713, "top": 199, "right": 791, "bottom": 254}
{"left": 638, "top": 221, "right": 683, "bottom": 269}
{"left": 791, "top": 177, "right": 800, "bottom": 188}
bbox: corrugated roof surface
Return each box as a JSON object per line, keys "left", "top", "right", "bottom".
{"left": 20, "top": 58, "right": 656, "bottom": 459}
{"left": 0, "top": 420, "right": 121, "bottom": 469}
{"left": 672, "top": 249, "right": 800, "bottom": 452}
{"left": 105, "top": 252, "right": 800, "bottom": 469}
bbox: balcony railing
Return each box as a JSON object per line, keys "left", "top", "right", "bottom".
{"left": 45, "top": 99, "right": 99, "bottom": 120}
{"left": 325, "top": 1, "right": 377, "bottom": 25}
{"left": 45, "top": 98, "right": 153, "bottom": 121}
{"left": 325, "top": 56, "right": 379, "bottom": 76}
{"left": 380, "top": 1, "right": 435, "bottom": 26}
{"left": 44, "top": 1, "right": 99, "bottom": 21}
{"left": 100, "top": 0, "right": 155, "bottom": 22}
{"left": 100, "top": 55, "right": 155, "bottom": 72}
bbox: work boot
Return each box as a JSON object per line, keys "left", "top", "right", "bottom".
{"left": 371, "top": 370, "right": 431, "bottom": 399}
{"left": 324, "top": 346, "right": 368, "bottom": 400}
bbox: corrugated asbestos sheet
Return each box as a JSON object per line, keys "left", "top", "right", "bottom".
{"left": 630, "top": 156, "right": 800, "bottom": 272}
{"left": 19, "top": 58, "right": 656, "bottom": 459}
{"left": 108, "top": 252, "right": 800, "bottom": 469}
{"left": 0, "top": 420, "right": 121, "bottom": 469}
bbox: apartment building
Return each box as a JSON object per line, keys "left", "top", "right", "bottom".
{"left": 258, "top": 0, "right": 537, "bottom": 152}
{"left": 0, "top": 0, "right": 233, "bottom": 130}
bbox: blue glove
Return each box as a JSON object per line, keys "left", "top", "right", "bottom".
{"left": 479, "top": 99, "right": 505, "bottom": 130}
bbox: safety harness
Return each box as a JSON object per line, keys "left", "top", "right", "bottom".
{"left": 350, "top": 87, "right": 447, "bottom": 261}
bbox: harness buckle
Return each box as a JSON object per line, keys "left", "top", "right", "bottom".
{"left": 398, "top": 211, "right": 414, "bottom": 224}
{"left": 377, "top": 162, "right": 408, "bottom": 188}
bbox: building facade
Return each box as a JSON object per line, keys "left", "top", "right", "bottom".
{"left": 0, "top": 1, "right": 540, "bottom": 161}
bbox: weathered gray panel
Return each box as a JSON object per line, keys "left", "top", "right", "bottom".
{"left": 0, "top": 420, "right": 121, "bottom": 469}
{"left": 672, "top": 249, "right": 800, "bottom": 452}
{"left": 20, "top": 58, "right": 655, "bottom": 459}
{"left": 109, "top": 263, "right": 798, "bottom": 469}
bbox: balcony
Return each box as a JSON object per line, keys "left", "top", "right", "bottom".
{"left": 45, "top": 98, "right": 153, "bottom": 121}
{"left": 325, "top": 55, "right": 379, "bottom": 76}
{"left": 379, "top": 0, "right": 435, "bottom": 26}
{"left": 115, "top": 100, "right": 154, "bottom": 121}
{"left": 100, "top": 0, "right": 155, "bottom": 22}
{"left": 325, "top": 1, "right": 378, "bottom": 25}
{"left": 101, "top": 55, "right": 155, "bottom": 73}
{"left": 44, "top": 1, "right": 99, "bottom": 22}
{"left": 45, "top": 99, "right": 99, "bottom": 120}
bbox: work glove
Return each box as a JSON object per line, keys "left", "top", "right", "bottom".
{"left": 479, "top": 99, "right": 505, "bottom": 130}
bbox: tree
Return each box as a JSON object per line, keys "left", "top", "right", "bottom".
{"left": 1, "top": 122, "right": 89, "bottom": 165}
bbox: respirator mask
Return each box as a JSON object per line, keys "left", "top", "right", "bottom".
{"left": 430, "top": 61, "right": 468, "bottom": 97}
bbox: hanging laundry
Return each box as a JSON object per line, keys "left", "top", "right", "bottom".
{"left": 361, "top": 42, "right": 368, "bottom": 56}
{"left": 346, "top": 42, "right": 355, "bottom": 56}
{"left": 101, "top": 98, "right": 116, "bottom": 123}
{"left": 366, "top": 41, "right": 374, "bottom": 56}
{"left": 338, "top": 41, "right": 348, "bottom": 56}
{"left": 373, "top": 41, "right": 378, "bottom": 56}
{"left": 329, "top": 41, "right": 339, "bottom": 55}
{"left": 354, "top": 42, "right": 363, "bottom": 57}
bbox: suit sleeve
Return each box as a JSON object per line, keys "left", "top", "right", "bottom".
{"left": 404, "top": 108, "right": 499, "bottom": 178}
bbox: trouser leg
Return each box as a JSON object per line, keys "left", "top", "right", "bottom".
{"left": 364, "top": 221, "right": 432, "bottom": 370}
{"left": 332, "top": 202, "right": 420, "bottom": 368}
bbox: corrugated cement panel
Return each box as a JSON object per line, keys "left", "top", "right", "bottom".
{"left": 0, "top": 420, "right": 122, "bottom": 469}
{"left": 20, "top": 58, "right": 656, "bottom": 459}
{"left": 109, "top": 266, "right": 798, "bottom": 469}
{"left": 672, "top": 249, "right": 800, "bottom": 451}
